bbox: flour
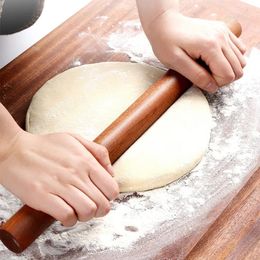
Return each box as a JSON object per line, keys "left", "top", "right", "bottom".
{"left": 108, "top": 20, "right": 162, "bottom": 68}
{"left": 241, "top": 0, "right": 260, "bottom": 8}
{"left": 0, "top": 20, "right": 259, "bottom": 260}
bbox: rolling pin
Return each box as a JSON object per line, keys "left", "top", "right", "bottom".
{"left": 0, "top": 21, "right": 242, "bottom": 253}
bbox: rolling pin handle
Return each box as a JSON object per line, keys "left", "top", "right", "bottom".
{"left": 0, "top": 205, "right": 54, "bottom": 253}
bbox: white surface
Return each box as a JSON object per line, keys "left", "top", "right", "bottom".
{"left": 0, "top": 0, "right": 91, "bottom": 69}
{"left": 26, "top": 62, "right": 212, "bottom": 192}
{"left": 241, "top": 0, "right": 260, "bottom": 8}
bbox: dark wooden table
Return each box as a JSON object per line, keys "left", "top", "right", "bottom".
{"left": 0, "top": 0, "right": 259, "bottom": 259}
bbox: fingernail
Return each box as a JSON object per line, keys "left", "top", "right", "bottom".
{"left": 108, "top": 164, "right": 115, "bottom": 176}
{"left": 241, "top": 43, "right": 247, "bottom": 53}
{"left": 207, "top": 82, "right": 218, "bottom": 93}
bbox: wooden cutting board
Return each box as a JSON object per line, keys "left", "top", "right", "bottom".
{"left": 0, "top": 0, "right": 259, "bottom": 259}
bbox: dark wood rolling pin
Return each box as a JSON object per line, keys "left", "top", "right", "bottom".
{"left": 0, "top": 21, "right": 241, "bottom": 253}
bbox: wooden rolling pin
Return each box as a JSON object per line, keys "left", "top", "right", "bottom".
{"left": 0, "top": 21, "right": 241, "bottom": 253}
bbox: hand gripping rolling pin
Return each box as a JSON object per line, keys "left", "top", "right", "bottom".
{"left": 0, "top": 21, "right": 242, "bottom": 253}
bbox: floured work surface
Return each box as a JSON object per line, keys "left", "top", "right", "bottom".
{"left": 0, "top": 0, "right": 259, "bottom": 259}
{"left": 0, "top": 49, "right": 259, "bottom": 260}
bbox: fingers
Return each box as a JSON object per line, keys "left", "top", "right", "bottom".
{"left": 222, "top": 44, "right": 243, "bottom": 80}
{"left": 50, "top": 133, "right": 119, "bottom": 221}
{"left": 87, "top": 160, "right": 119, "bottom": 201}
{"left": 69, "top": 133, "right": 114, "bottom": 176}
{"left": 205, "top": 31, "right": 247, "bottom": 85}
{"left": 170, "top": 48, "right": 218, "bottom": 92}
{"left": 54, "top": 175, "right": 114, "bottom": 219}
{"left": 172, "top": 41, "right": 245, "bottom": 90}
{"left": 39, "top": 193, "right": 77, "bottom": 227}
{"left": 69, "top": 133, "right": 119, "bottom": 200}
{"left": 203, "top": 42, "right": 238, "bottom": 87}
{"left": 33, "top": 133, "right": 119, "bottom": 226}
{"left": 53, "top": 184, "right": 99, "bottom": 221}
{"left": 229, "top": 32, "right": 247, "bottom": 54}
{"left": 55, "top": 135, "right": 119, "bottom": 217}
{"left": 64, "top": 135, "right": 119, "bottom": 202}
{"left": 72, "top": 178, "right": 112, "bottom": 217}
{"left": 229, "top": 40, "right": 247, "bottom": 68}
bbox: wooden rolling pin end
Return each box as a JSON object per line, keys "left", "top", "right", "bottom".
{"left": 0, "top": 205, "right": 54, "bottom": 253}
{"left": 0, "top": 228, "right": 21, "bottom": 254}
{"left": 226, "top": 19, "right": 242, "bottom": 37}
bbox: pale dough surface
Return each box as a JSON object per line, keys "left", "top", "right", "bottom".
{"left": 26, "top": 62, "right": 212, "bottom": 192}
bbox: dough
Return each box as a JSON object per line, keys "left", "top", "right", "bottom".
{"left": 26, "top": 62, "right": 212, "bottom": 192}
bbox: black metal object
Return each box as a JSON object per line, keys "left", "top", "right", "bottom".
{"left": 0, "top": 0, "right": 45, "bottom": 34}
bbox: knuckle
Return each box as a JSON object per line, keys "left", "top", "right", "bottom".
{"left": 19, "top": 149, "right": 31, "bottom": 161}
{"left": 88, "top": 203, "right": 97, "bottom": 215}
{"left": 77, "top": 157, "right": 88, "bottom": 169}
{"left": 79, "top": 203, "right": 97, "bottom": 222}
{"left": 85, "top": 203, "right": 97, "bottom": 217}
{"left": 97, "top": 201, "right": 111, "bottom": 217}
{"left": 171, "top": 48, "right": 182, "bottom": 63}
{"left": 216, "top": 31, "right": 225, "bottom": 41}
{"left": 98, "top": 145, "right": 109, "bottom": 158}
{"left": 29, "top": 181, "right": 43, "bottom": 193}
{"left": 59, "top": 207, "right": 76, "bottom": 226}
{"left": 72, "top": 156, "right": 89, "bottom": 172}
{"left": 225, "top": 71, "right": 235, "bottom": 82}
{"left": 67, "top": 166, "right": 78, "bottom": 177}
{"left": 205, "top": 38, "right": 218, "bottom": 50}
{"left": 195, "top": 71, "right": 210, "bottom": 88}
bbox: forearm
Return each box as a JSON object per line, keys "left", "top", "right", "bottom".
{"left": 136, "top": 0, "right": 179, "bottom": 31}
{"left": 0, "top": 103, "right": 21, "bottom": 158}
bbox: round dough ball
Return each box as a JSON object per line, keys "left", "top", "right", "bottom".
{"left": 26, "top": 62, "right": 212, "bottom": 192}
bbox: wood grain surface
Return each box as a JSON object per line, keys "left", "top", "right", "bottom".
{"left": 187, "top": 168, "right": 260, "bottom": 260}
{"left": 0, "top": 0, "right": 259, "bottom": 259}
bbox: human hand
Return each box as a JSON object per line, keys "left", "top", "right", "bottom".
{"left": 0, "top": 130, "right": 119, "bottom": 227}
{"left": 144, "top": 11, "right": 247, "bottom": 92}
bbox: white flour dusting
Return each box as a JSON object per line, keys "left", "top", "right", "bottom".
{"left": 108, "top": 20, "right": 162, "bottom": 68}
{"left": 241, "top": 0, "right": 260, "bottom": 8}
{"left": 0, "top": 20, "right": 259, "bottom": 260}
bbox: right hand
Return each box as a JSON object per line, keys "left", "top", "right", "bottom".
{"left": 144, "top": 12, "right": 247, "bottom": 92}
{"left": 0, "top": 130, "right": 119, "bottom": 227}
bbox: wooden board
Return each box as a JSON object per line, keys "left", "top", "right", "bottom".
{"left": 187, "top": 168, "right": 260, "bottom": 260}
{"left": 0, "top": 0, "right": 259, "bottom": 259}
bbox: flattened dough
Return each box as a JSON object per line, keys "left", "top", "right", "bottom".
{"left": 26, "top": 62, "right": 212, "bottom": 192}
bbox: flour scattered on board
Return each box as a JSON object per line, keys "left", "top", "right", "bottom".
{"left": 0, "top": 20, "right": 259, "bottom": 260}
{"left": 108, "top": 20, "right": 162, "bottom": 68}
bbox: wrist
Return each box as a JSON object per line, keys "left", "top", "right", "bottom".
{"left": 145, "top": 10, "right": 183, "bottom": 41}
{"left": 137, "top": 0, "right": 180, "bottom": 32}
